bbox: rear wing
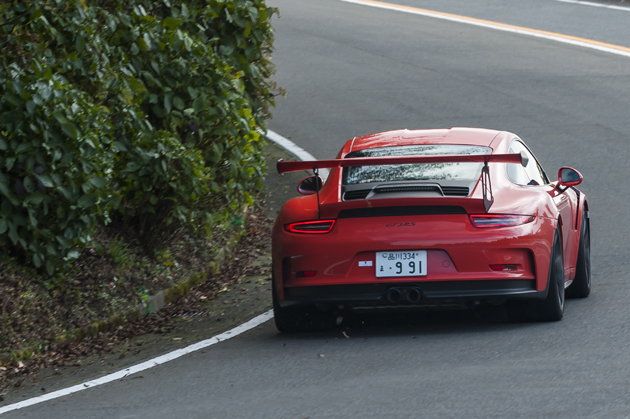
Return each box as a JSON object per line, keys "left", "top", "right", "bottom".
{"left": 277, "top": 152, "right": 528, "bottom": 214}
{"left": 276, "top": 152, "right": 528, "bottom": 174}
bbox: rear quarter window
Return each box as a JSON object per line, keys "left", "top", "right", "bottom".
{"left": 506, "top": 140, "right": 548, "bottom": 186}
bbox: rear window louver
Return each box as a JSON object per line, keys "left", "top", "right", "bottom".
{"left": 343, "top": 186, "right": 469, "bottom": 200}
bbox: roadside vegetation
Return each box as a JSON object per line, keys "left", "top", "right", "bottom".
{"left": 0, "top": 0, "right": 278, "bottom": 359}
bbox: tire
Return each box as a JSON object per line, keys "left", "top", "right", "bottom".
{"left": 272, "top": 278, "right": 301, "bottom": 333}
{"left": 566, "top": 210, "right": 591, "bottom": 298}
{"left": 272, "top": 278, "right": 333, "bottom": 333}
{"left": 506, "top": 300, "right": 538, "bottom": 323}
{"left": 507, "top": 229, "right": 564, "bottom": 322}
{"left": 536, "top": 229, "right": 565, "bottom": 321}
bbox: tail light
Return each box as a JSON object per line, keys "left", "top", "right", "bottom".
{"left": 285, "top": 219, "right": 336, "bottom": 234}
{"left": 470, "top": 214, "right": 535, "bottom": 228}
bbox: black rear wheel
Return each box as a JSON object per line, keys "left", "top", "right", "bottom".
{"left": 536, "top": 230, "right": 565, "bottom": 321}
{"left": 272, "top": 278, "right": 302, "bottom": 333}
{"left": 566, "top": 210, "right": 591, "bottom": 298}
{"left": 272, "top": 278, "right": 334, "bottom": 333}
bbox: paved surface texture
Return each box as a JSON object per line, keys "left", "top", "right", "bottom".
{"left": 4, "top": 0, "right": 630, "bottom": 417}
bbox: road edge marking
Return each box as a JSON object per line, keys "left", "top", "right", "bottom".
{"left": 265, "top": 129, "right": 318, "bottom": 162}
{"left": 264, "top": 129, "right": 330, "bottom": 180}
{"left": 0, "top": 312, "right": 273, "bottom": 415}
{"left": 341, "top": 0, "right": 630, "bottom": 58}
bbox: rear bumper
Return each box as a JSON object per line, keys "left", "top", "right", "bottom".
{"left": 273, "top": 214, "right": 556, "bottom": 293}
{"left": 280, "top": 279, "right": 545, "bottom": 308}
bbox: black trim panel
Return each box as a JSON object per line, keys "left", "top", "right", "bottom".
{"left": 337, "top": 206, "right": 466, "bottom": 219}
{"left": 281, "top": 280, "right": 540, "bottom": 307}
{"left": 343, "top": 187, "right": 470, "bottom": 201}
{"left": 571, "top": 186, "right": 581, "bottom": 229}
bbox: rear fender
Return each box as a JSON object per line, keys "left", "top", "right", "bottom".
{"left": 571, "top": 195, "right": 589, "bottom": 269}
{"left": 563, "top": 190, "right": 587, "bottom": 278}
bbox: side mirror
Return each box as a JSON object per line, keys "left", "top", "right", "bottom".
{"left": 297, "top": 175, "right": 323, "bottom": 195}
{"left": 558, "top": 167, "right": 583, "bottom": 187}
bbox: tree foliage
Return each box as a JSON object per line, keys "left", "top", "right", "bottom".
{"left": 0, "top": 0, "right": 276, "bottom": 275}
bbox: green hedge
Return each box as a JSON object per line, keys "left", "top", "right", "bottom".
{"left": 0, "top": 0, "right": 276, "bottom": 275}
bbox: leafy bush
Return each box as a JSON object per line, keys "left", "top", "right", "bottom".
{"left": 0, "top": 0, "right": 276, "bottom": 275}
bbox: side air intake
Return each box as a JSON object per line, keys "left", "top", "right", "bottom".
{"left": 343, "top": 190, "right": 371, "bottom": 200}
{"left": 441, "top": 186, "right": 469, "bottom": 196}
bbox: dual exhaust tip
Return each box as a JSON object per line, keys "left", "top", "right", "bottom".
{"left": 386, "top": 287, "right": 422, "bottom": 304}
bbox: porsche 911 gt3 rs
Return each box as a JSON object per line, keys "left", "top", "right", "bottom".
{"left": 272, "top": 128, "right": 590, "bottom": 332}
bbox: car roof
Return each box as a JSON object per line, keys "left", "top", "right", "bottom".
{"left": 342, "top": 127, "right": 502, "bottom": 156}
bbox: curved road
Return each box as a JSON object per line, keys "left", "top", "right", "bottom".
{"left": 6, "top": 0, "right": 630, "bottom": 417}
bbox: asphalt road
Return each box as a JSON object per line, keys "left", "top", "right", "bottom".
{"left": 5, "top": 0, "right": 630, "bottom": 417}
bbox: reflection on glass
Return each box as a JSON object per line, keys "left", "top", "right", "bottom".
{"left": 561, "top": 168, "right": 580, "bottom": 184}
{"left": 343, "top": 145, "right": 492, "bottom": 185}
{"left": 298, "top": 176, "right": 322, "bottom": 194}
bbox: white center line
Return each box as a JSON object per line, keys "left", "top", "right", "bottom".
{"left": 555, "top": 0, "right": 630, "bottom": 12}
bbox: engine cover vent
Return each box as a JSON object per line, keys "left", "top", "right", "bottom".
{"left": 374, "top": 185, "right": 441, "bottom": 194}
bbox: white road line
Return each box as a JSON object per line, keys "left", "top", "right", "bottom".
{"left": 555, "top": 0, "right": 630, "bottom": 12}
{"left": 265, "top": 130, "right": 318, "bottom": 162}
{"left": 0, "top": 311, "right": 274, "bottom": 415}
{"left": 341, "top": 0, "right": 630, "bottom": 59}
{"left": 264, "top": 129, "right": 330, "bottom": 180}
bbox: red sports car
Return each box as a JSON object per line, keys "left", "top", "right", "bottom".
{"left": 272, "top": 128, "right": 590, "bottom": 332}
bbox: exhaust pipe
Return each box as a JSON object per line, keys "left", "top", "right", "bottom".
{"left": 386, "top": 287, "right": 422, "bottom": 304}
{"left": 406, "top": 288, "right": 421, "bottom": 303}
{"left": 387, "top": 288, "right": 403, "bottom": 304}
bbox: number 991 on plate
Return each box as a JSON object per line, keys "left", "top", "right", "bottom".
{"left": 375, "top": 250, "right": 427, "bottom": 278}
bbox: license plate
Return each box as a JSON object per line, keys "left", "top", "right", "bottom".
{"left": 376, "top": 251, "right": 427, "bottom": 278}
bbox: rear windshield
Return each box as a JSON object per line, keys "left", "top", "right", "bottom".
{"left": 343, "top": 144, "right": 492, "bottom": 185}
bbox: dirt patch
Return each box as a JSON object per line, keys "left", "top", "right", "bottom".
{"left": 0, "top": 206, "right": 238, "bottom": 356}
{"left": 0, "top": 141, "right": 310, "bottom": 404}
